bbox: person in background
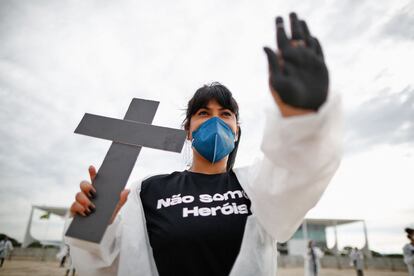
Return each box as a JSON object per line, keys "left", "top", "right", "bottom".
{"left": 64, "top": 245, "right": 76, "bottom": 276}
{"left": 0, "top": 236, "right": 14, "bottom": 268}
{"left": 306, "top": 240, "right": 324, "bottom": 276}
{"left": 57, "top": 244, "right": 68, "bottom": 267}
{"left": 403, "top": 226, "right": 414, "bottom": 276}
{"left": 350, "top": 247, "right": 364, "bottom": 276}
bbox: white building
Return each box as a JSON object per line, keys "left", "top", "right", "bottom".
{"left": 23, "top": 206, "right": 370, "bottom": 258}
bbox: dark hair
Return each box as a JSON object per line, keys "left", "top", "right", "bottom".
{"left": 183, "top": 82, "right": 241, "bottom": 171}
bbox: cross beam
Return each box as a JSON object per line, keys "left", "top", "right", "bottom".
{"left": 65, "top": 98, "right": 186, "bottom": 244}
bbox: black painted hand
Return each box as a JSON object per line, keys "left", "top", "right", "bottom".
{"left": 264, "top": 13, "right": 329, "bottom": 111}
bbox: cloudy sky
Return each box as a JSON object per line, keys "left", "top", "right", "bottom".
{"left": 0, "top": 0, "right": 413, "bottom": 254}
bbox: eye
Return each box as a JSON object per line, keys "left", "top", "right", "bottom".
{"left": 197, "top": 110, "right": 209, "bottom": 116}
{"left": 221, "top": 111, "right": 233, "bottom": 117}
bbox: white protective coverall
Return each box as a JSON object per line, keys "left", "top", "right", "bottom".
{"left": 65, "top": 94, "right": 342, "bottom": 276}
{"left": 349, "top": 248, "right": 364, "bottom": 272}
{"left": 305, "top": 246, "right": 324, "bottom": 276}
{"left": 0, "top": 239, "right": 13, "bottom": 259}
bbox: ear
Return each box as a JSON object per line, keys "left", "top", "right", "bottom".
{"left": 235, "top": 126, "right": 240, "bottom": 142}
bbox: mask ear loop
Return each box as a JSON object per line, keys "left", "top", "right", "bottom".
{"left": 182, "top": 135, "right": 193, "bottom": 169}
{"left": 226, "top": 126, "right": 241, "bottom": 171}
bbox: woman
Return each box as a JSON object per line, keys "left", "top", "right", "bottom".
{"left": 67, "top": 13, "right": 342, "bottom": 276}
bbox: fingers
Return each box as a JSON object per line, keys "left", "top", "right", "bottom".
{"left": 74, "top": 177, "right": 97, "bottom": 217}
{"left": 276, "top": 13, "right": 317, "bottom": 49}
{"left": 70, "top": 191, "right": 95, "bottom": 217}
{"left": 89, "top": 165, "right": 97, "bottom": 182}
{"left": 300, "top": 20, "right": 312, "bottom": 45}
{"left": 70, "top": 201, "right": 87, "bottom": 217}
{"left": 300, "top": 19, "right": 324, "bottom": 59}
{"left": 277, "top": 14, "right": 307, "bottom": 52}
{"left": 75, "top": 192, "right": 95, "bottom": 211}
{"left": 80, "top": 180, "right": 96, "bottom": 198}
{"left": 314, "top": 38, "right": 324, "bottom": 59}
{"left": 119, "top": 189, "right": 130, "bottom": 207}
{"left": 300, "top": 20, "right": 311, "bottom": 38}
{"left": 263, "top": 47, "right": 280, "bottom": 74}
{"left": 276, "top": 16, "right": 289, "bottom": 51}
{"left": 110, "top": 189, "right": 130, "bottom": 224}
{"left": 290, "top": 12, "right": 304, "bottom": 40}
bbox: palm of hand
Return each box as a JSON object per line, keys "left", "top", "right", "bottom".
{"left": 264, "top": 13, "right": 329, "bottom": 111}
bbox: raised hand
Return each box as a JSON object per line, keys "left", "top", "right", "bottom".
{"left": 264, "top": 12, "right": 329, "bottom": 112}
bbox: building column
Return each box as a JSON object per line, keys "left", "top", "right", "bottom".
{"left": 22, "top": 205, "right": 38, "bottom": 248}
{"left": 362, "top": 220, "right": 372, "bottom": 258}
{"left": 302, "top": 219, "right": 309, "bottom": 275}
{"left": 332, "top": 221, "right": 342, "bottom": 269}
{"left": 303, "top": 219, "right": 309, "bottom": 243}
{"left": 332, "top": 221, "right": 339, "bottom": 255}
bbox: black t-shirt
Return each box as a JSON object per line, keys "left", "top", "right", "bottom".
{"left": 140, "top": 170, "right": 251, "bottom": 276}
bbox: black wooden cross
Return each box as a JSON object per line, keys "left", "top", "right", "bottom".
{"left": 65, "top": 98, "right": 186, "bottom": 244}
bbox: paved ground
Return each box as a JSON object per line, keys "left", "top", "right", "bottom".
{"left": 0, "top": 260, "right": 408, "bottom": 276}
{"left": 277, "top": 267, "right": 408, "bottom": 276}
{"left": 0, "top": 260, "right": 66, "bottom": 276}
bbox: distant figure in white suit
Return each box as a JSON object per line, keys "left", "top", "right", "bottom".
{"left": 0, "top": 236, "right": 14, "bottom": 268}
{"left": 305, "top": 240, "right": 323, "bottom": 276}
{"left": 403, "top": 226, "right": 414, "bottom": 276}
{"left": 350, "top": 247, "right": 364, "bottom": 276}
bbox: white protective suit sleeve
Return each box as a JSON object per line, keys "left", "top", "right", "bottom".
{"left": 234, "top": 94, "right": 342, "bottom": 242}
{"left": 65, "top": 179, "right": 158, "bottom": 276}
{"left": 64, "top": 215, "right": 122, "bottom": 275}
{"left": 117, "top": 180, "right": 159, "bottom": 275}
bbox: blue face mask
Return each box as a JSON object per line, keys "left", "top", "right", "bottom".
{"left": 192, "top": 117, "right": 236, "bottom": 163}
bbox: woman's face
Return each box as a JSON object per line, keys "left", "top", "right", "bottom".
{"left": 188, "top": 100, "right": 238, "bottom": 140}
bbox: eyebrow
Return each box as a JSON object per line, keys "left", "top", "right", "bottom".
{"left": 199, "top": 106, "right": 232, "bottom": 111}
